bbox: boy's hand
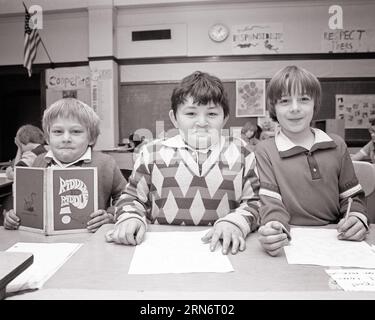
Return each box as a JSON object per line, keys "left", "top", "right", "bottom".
{"left": 201, "top": 221, "right": 245, "bottom": 255}
{"left": 258, "top": 221, "right": 289, "bottom": 257}
{"left": 105, "top": 218, "right": 146, "bottom": 245}
{"left": 337, "top": 216, "right": 368, "bottom": 241}
{"left": 3, "top": 209, "right": 20, "bottom": 230}
{"left": 87, "top": 209, "right": 114, "bottom": 233}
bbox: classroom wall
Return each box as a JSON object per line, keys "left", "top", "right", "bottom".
{"left": 116, "top": 1, "right": 375, "bottom": 58}
{"left": 116, "top": 1, "right": 375, "bottom": 145}
{"left": 1, "top": 0, "right": 375, "bottom": 149}
{"left": 0, "top": 11, "right": 89, "bottom": 65}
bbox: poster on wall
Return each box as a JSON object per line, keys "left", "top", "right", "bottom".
{"left": 236, "top": 79, "right": 266, "bottom": 117}
{"left": 90, "top": 67, "right": 113, "bottom": 129}
{"left": 335, "top": 94, "right": 375, "bottom": 129}
{"left": 231, "top": 23, "right": 283, "bottom": 54}
{"left": 321, "top": 28, "right": 374, "bottom": 53}
{"left": 45, "top": 66, "right": 91, "bottom": 107}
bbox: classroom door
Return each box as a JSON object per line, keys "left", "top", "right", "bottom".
{"left": 0, "top": 73, "right": 42, "bottom": 162}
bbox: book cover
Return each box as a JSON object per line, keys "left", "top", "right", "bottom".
{"left": 14, "top": 167, "right": 98, "bottom": 235}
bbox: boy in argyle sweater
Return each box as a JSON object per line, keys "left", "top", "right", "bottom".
{"left": 107, "top": 71, "right": 260, "bottom": 255}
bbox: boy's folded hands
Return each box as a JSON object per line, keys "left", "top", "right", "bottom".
{"left": 258, "top": 221, "right": 289, "bottom": 257}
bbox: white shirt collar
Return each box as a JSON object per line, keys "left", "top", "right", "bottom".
{"left": 45, "top": 147, "right": 92, "bottom": 167}
{"left": 161, "top": 134, "right": 225, "bottom": 154}
{"left": 275, "top": 127, "right": 334, "bottom": 152}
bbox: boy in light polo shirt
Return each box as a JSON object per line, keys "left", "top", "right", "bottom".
{"left": 4, "top": 98, "right": 126, "bottom": 232}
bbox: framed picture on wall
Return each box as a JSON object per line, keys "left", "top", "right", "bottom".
{"left": 236, "top": 79, "right": 266, "bottom": 117}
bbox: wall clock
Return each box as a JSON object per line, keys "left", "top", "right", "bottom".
{"left": 208, "top": 23, "right": 229, "bottom": 42}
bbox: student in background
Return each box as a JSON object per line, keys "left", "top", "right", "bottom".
{"left": 3, "top": 98, "right": 127, "bottom": 232}
{"left": 107, "top": 71, "right": 261, "bottom": 255}
{"left": 351, "top": 117, "right": 375, "bottom": 163}
{"left": 241, "top": 121, "right": 261, "bottom": 149}
{"left": 5, "top": 124, "right": 47, "bottom": 180}
{"left": 255, "top": 65, "right": 368, "bottom": 256}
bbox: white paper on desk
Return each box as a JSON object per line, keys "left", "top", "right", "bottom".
{"left": 6, "top": 242, "right": 82, "bottom": 292}
{"left": 128, "top": 230, "right": 234, "bottom": 274}
{"left": 284, "top": 228, "right": 375, "bottom": 268}
{"left": 0, "top": 172, "right": 6, "bottom": 178}
{"left": 326, "top": 269, "right": 375, "bottom": 291}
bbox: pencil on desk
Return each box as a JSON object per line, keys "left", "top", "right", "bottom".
{"left": 344, "top": 197, "right": 353, "bottom": 223}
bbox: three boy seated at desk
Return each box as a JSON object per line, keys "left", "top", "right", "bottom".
{"left": 3, "top": 67, "right": 370, "bottom": 257}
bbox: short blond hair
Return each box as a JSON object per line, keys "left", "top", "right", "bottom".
{"left": 43, "top": 98, "right": 100, "bottom": 146}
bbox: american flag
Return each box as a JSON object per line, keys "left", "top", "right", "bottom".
{"left": 23, "top": 6, "right": 41, "bottom": 77}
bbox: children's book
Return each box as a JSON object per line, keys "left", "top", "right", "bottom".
{"left": 14, "top": 167, "right": 98, "bottom": 235}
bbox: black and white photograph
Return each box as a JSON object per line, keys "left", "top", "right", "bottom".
{"left": 1, "top": 0, "right": 375, "bottom": 310}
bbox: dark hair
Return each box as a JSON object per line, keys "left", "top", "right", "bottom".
{"left": 170, "top": 71, "right": 229, "bottom": 118}
{"left": 266, "top": 65, "right": 322, "bottom": 122}
{"left": 16, "top": 124, "right": 45, "bottom": 145}
{"left": 255, "top": 125, "right": 263, "bottom": 139}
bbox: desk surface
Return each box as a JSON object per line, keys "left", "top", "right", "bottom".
{"left": 0, "top": 252, "right": 33, "bottom": 299}
{"left": 3, "top": 224, "right": 375, "bottom": 300}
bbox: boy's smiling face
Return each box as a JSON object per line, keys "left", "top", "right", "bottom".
{"left": 275, "top": 93, "right": 314, "bottom": 138}
{"left": 48, "top": 116, "right": 93, "bottom": 163}
{"left": 169, "top": 95, "right": 227, "bottom": 149}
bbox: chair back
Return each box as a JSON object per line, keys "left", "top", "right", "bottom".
{"left": 352, "top": 161, "right": 375, "bottom": 196}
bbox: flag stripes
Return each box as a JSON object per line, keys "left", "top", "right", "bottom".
{"left": 23, "top": 7, "right": 41, "bottom": 77}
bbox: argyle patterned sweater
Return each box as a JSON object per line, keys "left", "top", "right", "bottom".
{"left": 115, "top": 135, "right": 261, "bottom": 237}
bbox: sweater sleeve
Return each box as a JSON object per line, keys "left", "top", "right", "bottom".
{"left": 215, "top": 146, "right": 261, "bottom": 237}
{"left": 255, "top": 143, "right": 292, "bottom": 233}
{"left": 114, "top": 147, "right": 151, "bottom": 228}
{"left": 15, "top": 150, "right": 37, "bottom": 167}
{"left": 110, "top": 162, "right": 127, "bottom": 206}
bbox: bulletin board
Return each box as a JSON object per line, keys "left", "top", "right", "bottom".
{"left": 317, "top": 78, "right": 375, "bottom": 146}
{"left": 118, "top": 78, "right": 375, "bottom": 146}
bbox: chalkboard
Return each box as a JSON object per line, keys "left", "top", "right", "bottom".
{"left": 119, "top": 82, "right": 256, "bottom": 142}
{"left": 119, "top": 78, "right": 375, "bottom": 146}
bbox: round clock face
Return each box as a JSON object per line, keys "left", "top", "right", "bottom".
{"left": 208, "top": 24, "right": 229, "bottom": 42}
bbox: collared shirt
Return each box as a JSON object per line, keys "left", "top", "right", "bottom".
{"left": 160, "top": 135, "right": 224, "bottom": 175}
{"left": 255, "top": 128, "right": 368, "bottom": 231}
{"left": 44, "top": 147, "right": 92, "bottom": 168}
{"left": 275, "top": 128, "right": 338, "bottom": 180}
